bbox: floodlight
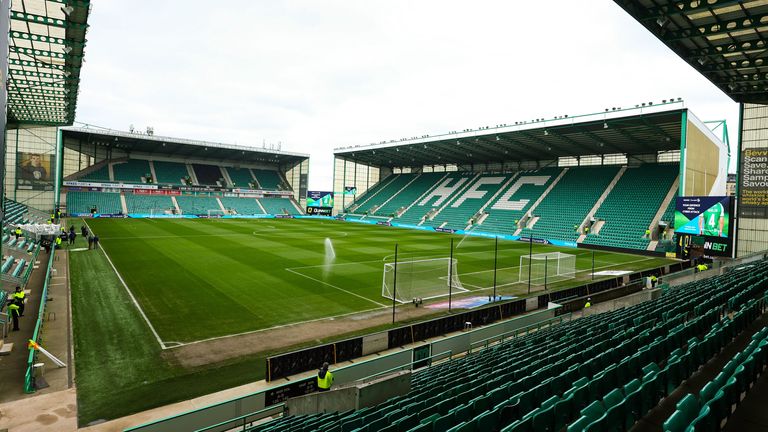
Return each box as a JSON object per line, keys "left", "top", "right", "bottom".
{"left": 495, "top": 136, "right": 500, "bottom": 141}
{"left": 544, "top": 130, "right": 549, "bottom": 136}
{"left": 603, "top": 122, "right": 608, "bottom": 129}
{"left": 656, "top": 17, "right": 669, "bottom": 28}
{"left": 61, "top": 6, "right": 74, "bottom": 16}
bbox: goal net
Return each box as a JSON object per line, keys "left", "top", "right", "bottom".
{"left": 519, "top": 252, "right": 576, "bottom": 286}
{"left": 207, "top": 209, "right": 228, "bottom": 218}
{"left": 382, "top": 257, "right": 466, "bottom": 303}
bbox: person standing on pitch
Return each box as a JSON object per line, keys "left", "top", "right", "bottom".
{"left": 317, "top": 362, "right": 334, "bottom": 392}
{"left": 93, "top": 234, "right": 100, "bottom": 249}
{"left": 87, "top": 234, "right": 94, "bottom": 250}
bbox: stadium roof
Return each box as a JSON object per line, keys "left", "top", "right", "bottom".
{"left": 7, "top": 0, "right": 90, "bottom": 125}
{"left": 335, "top": 102, "right": 686, "bottom": 167}
{"left": 61, "top": 127, "right": 310, "bottom": 166}
{"left": 615, "top": 0, "right": 768, "bottom": 104}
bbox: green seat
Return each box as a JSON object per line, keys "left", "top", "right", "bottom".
{"left": 567, "top": 416, "right": 592, "bottom": 432}
{"left": 475, "top": 409, "right": 499, "bottom": 432}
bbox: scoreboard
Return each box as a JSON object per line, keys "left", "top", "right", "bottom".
{"left": 306, "top": 191, "right": 333, "bottom": 216}
{"left": 674, "top": 196, "right": 734, "bottom": 258}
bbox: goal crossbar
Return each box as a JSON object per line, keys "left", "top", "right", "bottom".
{"left": 382, "top": 257, "right": 466, "bottom": 303}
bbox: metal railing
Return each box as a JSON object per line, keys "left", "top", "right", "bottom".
{"left": 467, "top": 313, "right": 571, "bottom": 354}
{"left": 24, "top": 248, "right": 55, "bottom": 393}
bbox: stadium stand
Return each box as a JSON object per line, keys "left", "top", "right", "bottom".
{"left": 426, "top": 173, "right": 516, "bottom": 230}
{"left": 192, "top": 164, "right": 224, "bottom": 186}
{"left": 521, "top": 166, "right": 620, "bottom": 242}
{"left": 112, "top": 159, "right": 151, "bottom": 183}
{"left": 175, "top": 195, "right": 221, "bottom": 215}
{"left": 4, "top": 198, "right": 47, "bottom": 224}
{"left": 226, "top": 167, "right": 256, "bottom": 188}
{"left": 245, "top": 260, "right": 768, "bottom": 432}
{"left": 356, "top": 174, "right": 416, "bottom": 214}
{"left": 153, "top": 161, "right": 191, "bottom": 185}
{"left": 66, "top": 191, "right": 122, "bottom": 215}
{"left": 220, "top": 197, "right": 264, "bottom": 215}
{"left": 252, "top": 169, "right": 285, "bottom": 190}
{"left": 347, "top": 175, "right": 402, "bottom": 213}
{"left": 478, "top": 167, "right": 563, "bottom": 236}
{"left": 395, "top": 172, "right": 473, "bottom": 225}
{"left": 79, "top": 163, "right": 111, "bottom": 182}
{"left": 259, "top": 197, "right": 300, "bottom": 215}
{"left": 124, "top": 193, "right": 174, "bottom": 214}
{"left": 375, "top": 172, "right": 447, "bottom": 217}
{"left": 582, "top": 164, "right": 678, "bottom": 251}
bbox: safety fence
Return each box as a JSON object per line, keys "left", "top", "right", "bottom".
{"left": 23, "top": 248, "right": 55, "bottom": 393}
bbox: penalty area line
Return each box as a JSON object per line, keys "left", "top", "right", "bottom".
{"left": 285, "top": 268, "right": 389, "bottom": 307}
{"left": 83, "top": 220, "right": 168, "bottom": 350}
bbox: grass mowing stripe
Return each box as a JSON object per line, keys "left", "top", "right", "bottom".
{"left": 285, "top": 268, "right": 389, "bottom": 307}
{"left": 84, "top": 219, "right": 166, "bottom": 349}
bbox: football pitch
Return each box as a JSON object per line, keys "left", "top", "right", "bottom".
{"left": 82, "top": 217, "right": 676, "bottom": 346}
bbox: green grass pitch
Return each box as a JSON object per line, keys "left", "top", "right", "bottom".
{"left": 70, "top": 217, "right": 675, "bottom": 424}
{"left": 82, "top": 217, "right": 675, "bottom": 345}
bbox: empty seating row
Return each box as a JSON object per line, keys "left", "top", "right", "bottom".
{"left": 246, "top": 260, "right": 768, "bottom": 432}
{"left": 66, "top": 191, "right": 122, "bottom": 214}
{"left": 582, "top": 164, "right": 677, "bottom": 251}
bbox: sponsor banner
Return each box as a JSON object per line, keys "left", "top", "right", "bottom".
{"left": 221, "top": 214, "right": 275, "bottom": 219}
{"left": 93, "top": 214, "right": 128, "bottom": 218}
{"left": 296, "top": 215, "right": 335, "bottom": 220}
{"left": 740, "top": 147, "right": 768, "bottom": 217}
{"left": 345, "top": 218, "right": 377, "bottom": 225}
{"left": 305, "top": 206, "right": 332, "bottom": 216}
{"left": 64, "top": 180, "right": 158, "bottom": 190}
{"left": 127, "top": 213, "right": 196, "bottom": 219}
{"left": 377, "top": 221, "right": 392, "bottom": 226}
{"left": 390, "top": 223, "right": 435, "bottom": 230}
{"left": 426, "top": 296, "right": 517, "bottom": 310}
{"left": 434, "top": 227, "right": 456, "bottom": 234}
{"left": 274, "top": 214, "right": 294, "bottom": 219}
{"left": 69, "top": 213, "right": 93, "bottom": 217}
{"left": 592, "top": 270, "right": 633, "bottom": 276}
{"left": 517, "top": 237, "right": 549, "bottom": 245}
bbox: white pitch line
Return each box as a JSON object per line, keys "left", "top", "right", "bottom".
{"left": 285, "top": 268, "right": 389, "bottom": 307}
{"left": 163, "top": 305, "right": 387, "bottom": 349}
{"left": 84, "top": 220, "right": 167, "bottom": 349}
{"left": 459, "top": 255, "right": 655, "bottom": 291}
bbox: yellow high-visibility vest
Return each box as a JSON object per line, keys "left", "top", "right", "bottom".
{"left": 317, "top": 371, "right": 334, "bottom": 389}
{"left": 13, "top": 291, "right": 25, "bottom": 300}
{"left": 584, "top": 302, "right": 591, "bottom": 309}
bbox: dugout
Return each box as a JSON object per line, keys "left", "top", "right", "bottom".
{"left": 615, "top": 0, "right": 768, "bottom": 257}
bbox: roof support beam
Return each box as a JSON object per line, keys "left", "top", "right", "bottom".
{"left": 517, "top": 131, "right": 573, "bottom": 156}
{"left": 9, "top": 10, "right": 88, "bottom": 30}
{"left": 10, "top": 45, "right": 81, "bottom": 61}
{"left": 8, "top": 68, "right": 67, "bottom": 79}
{"left": 9, "top": 30, "right": 85, "bottom": 48}
{"left": 636, "top": 0, "right": 744, "bottom": 22}
{"left": 664, "top": 12, "right": 768, "bottom": 41}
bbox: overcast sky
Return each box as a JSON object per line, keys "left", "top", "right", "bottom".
{"left": 75, "top": 1, "right": 738, "bottom": 190}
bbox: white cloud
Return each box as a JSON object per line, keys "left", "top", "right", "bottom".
{"left": 75, "top": 1, "right": 739, "bottom": 189}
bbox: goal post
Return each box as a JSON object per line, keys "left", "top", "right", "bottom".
{"left": 519, "top": 252, "right": 576, "bottom": 286}
{"left": 207, "top": 209, "right": 227, "bottom": 218}
{"left": 382, "top": 257, "right": 466, "bottom": 303}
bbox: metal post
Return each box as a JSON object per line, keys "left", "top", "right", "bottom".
{"left": 448, "top": 238, "right": 454, "bottom": 312}
{"left": 591, "top": 250, "right": 595, "bottom": 280}
{"left": 492, "top": 236, "right": 498, "bottom": 301}
{"left": 392, "top": 244, "right": 398, "bottom": 324}
{"left": 544, "top": 256, "right": 548, "bottom": 291}
{"left": 527, "top": 236, "right": 533, "bottom": 294}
